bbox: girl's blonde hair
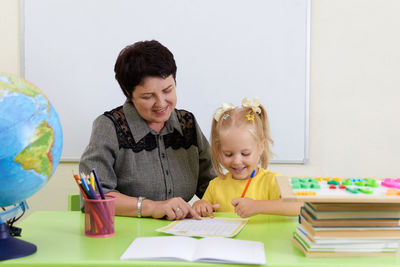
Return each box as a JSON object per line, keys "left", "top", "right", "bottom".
{"left": 210, "top": 98, "right": 273, "bottom": 177}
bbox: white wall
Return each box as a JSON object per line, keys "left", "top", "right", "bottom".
{"left": 1, "top": 0, "right": 400, "bottom": 216}
{"left": 0, "top": 0, "right": 19, "bottom": 72}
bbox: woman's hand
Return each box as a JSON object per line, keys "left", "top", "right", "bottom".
{"left": 105, "top": 192, "right": 202, "bottom": 220}
{"left": 231, "top": 197, "right": 258, "bottom": 218}
{"left": 144, "top": 197, "right": 201, "bottom": 220}
{"left": 192, "top": 200, "right": 220, "bottom": 218}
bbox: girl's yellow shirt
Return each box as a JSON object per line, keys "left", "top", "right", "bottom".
{"left": 202, "top": 168, "right": 281, "bottom": 212}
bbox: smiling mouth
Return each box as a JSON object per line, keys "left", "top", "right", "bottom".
{"left": 232, "top": 167, "right": 246, "bottom": 173}
{"left": 153, "top": 106, "right": 168, "bottom": 114}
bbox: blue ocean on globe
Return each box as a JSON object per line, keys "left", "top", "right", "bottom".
{"left": 0, "top": 74, "right": 63, "bottom": 207}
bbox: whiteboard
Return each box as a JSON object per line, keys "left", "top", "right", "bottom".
{"left": 22, "top": 0, "right": 310, "bottom": 163}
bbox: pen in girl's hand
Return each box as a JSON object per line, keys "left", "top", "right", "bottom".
{"left": 241, "top": 169, "right": 256, "bottom": 198}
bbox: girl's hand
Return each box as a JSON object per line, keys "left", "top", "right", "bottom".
{"left": 192, "top": 200, "right": 220, "bottom": 218}
{"left": 146, "top": 197, "right": 201, "bottom": 220}
{"left": 231, "top": 197, "right": 258, "bottom": 218}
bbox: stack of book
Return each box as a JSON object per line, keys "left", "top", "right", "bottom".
{"left": 292, "top": 202, "right": 400, "bottom": 257}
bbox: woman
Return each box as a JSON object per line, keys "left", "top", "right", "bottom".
{"left": 79, "top": 40, "right": 215, "bottom": 220}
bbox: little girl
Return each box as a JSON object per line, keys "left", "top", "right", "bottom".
{"left": 193, "top": 98, "right": 302, "bottom": 218}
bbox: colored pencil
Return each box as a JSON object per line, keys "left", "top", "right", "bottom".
{"left": 90, "top": 172, "right": 96, "bottom": 190}
{"left": 73, "top": 173, "right": 89, "bottom": 199}
{"left": 92, "top": 169, "right": 105, "bottom": 199}
{"left": 80, "top": 175, "right": 92, "bottom": 198}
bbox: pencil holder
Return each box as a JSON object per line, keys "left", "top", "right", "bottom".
{"left": 84, "top": 195, "right": 115, "bottom": 238}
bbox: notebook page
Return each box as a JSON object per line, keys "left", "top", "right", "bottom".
{"left": 156, "top": 217, "right": 248, "bottom": 237}
{"left": 120, "top": 236, "right": 197, "bottom": 261}
{"left": 194, "top": 237, "right": 266, "bottom": 264}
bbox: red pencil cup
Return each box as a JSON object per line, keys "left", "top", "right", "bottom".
{"left": 84, "top": 195, "right": 115, "bottom": 238}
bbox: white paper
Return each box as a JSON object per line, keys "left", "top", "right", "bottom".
{"left": 156, "top": 217, "right": 248, "bottom": 237}
{"left": 120, "top": 236, "right": 196, "bottom": 262}
{"left": 194, "top": 237, "right": 266, "bottom": 264}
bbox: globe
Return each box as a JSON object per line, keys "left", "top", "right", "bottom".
{"left": 0, "top": 73, "right": 63, "bottom": 207}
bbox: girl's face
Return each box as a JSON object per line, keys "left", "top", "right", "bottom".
{"left": 219, "top": 127, "right": 264, "bottom": 180}
{"left": 131, "top": 75, "right": 177, "bottom": 132}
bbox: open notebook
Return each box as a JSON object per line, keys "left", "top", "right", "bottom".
{"left": 120, "top": 236, "right": 266, "bottom": 265}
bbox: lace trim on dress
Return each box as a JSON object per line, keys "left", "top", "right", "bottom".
{"left": 104, "top": 106, "right": 198, "bottom": 152}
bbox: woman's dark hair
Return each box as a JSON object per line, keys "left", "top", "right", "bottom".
{"left": 114, "top": 40, "right": 177, "bottom": 98}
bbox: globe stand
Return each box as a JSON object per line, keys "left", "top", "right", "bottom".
{"left": 0, "top": 223, "right": 36, "bottom": 260}
{"left": 0, "top": 201, "right": 36, "bottom": 260}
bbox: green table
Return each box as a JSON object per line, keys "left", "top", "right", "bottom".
{"left": 1, "top": 211, "right": 399, "bottom": 266}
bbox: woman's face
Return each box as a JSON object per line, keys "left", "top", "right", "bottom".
{"left": 131, "top": 75, "right": 177, "bottom": 131}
